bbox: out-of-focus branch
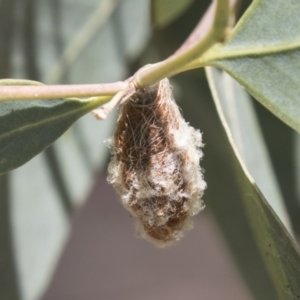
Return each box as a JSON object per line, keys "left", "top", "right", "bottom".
{"left": 46, "top": 0, "right": 120, "bottom": 84}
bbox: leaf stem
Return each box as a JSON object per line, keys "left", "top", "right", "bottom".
{"left": 134, "top": 0, "right": 230, "bottom": 87}
{"left": 0, "top": 81, "right": 128, "bottom": 101}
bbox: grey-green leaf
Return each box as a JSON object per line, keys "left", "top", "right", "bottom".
{"left": 0, "top": 83, "right": 110, "bottom": 175}
{"left": 199, "top": 0, "right": 300, "bottom": 134}
{"left": 210, "top": 68, "right": 292, "bottom": 234}
{"left": 206, "top": 67, "right": 300, "bottom": 300}
{"left": 151, "top": 0, "right": 194, "bottom": 28}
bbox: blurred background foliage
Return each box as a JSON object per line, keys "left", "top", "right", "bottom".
{"left": 0, "top": 0, "right": 300, "bottom": 299}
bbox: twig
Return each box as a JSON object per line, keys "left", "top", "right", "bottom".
{"left": 181, "top": 0, "right": 241, "bottom": 53}
{"left": 93, "top": 81, "right": 135, "bottom": 120}
{"left": 175, "top": 2, "right": 216, "bottom": 55}
{"left": 177, "top": 0, "right": 242, "bottom": 72}
{"left": 0, "top": 81, "right": 128, "bottom": 101}
{"left": 134, "top": 0, "right": 230, "bottom": 87}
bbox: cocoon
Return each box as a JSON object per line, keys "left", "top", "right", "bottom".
{"left": 107, "top": 78, "right": 206, "bottom": 247}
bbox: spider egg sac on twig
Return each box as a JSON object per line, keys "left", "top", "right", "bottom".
{"left": 107, "top": 78, "right": 206, "bottom": 247}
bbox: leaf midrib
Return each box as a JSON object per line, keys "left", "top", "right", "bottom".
{"left": 0, "top": 99, "right": 100, "bottom": 141}
{"left": 200, "top": 39, "right": 300, "bottom": 65}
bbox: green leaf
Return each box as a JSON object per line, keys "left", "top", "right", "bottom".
{"left": 209, "top": 68, "right": 292, "bottom": 233}
{"left": 151, "top": 0, "right": 194, "bottom": 28}
{"left": 0, "top": 81, "right": 111, "bottom": 175}
{"left": 206, "top": 67, "right": 300, "bottom": 300}
{"left": 196, "top": 0, "right": 300, "bottom": 133}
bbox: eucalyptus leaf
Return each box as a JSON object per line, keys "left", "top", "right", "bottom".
{"left": 0, "top": 86, "right": 110, "bottom": 175}
{"left": 197, "top": 0, "right": 300, "bottom": 133}
{"left": 206, "top": 67, "right": 300, "bottom": 300}
{"left": 211, "top": 69, "right": 292, "bottom": 234}
{"left": 151, "top": 0, "right": 194, "bottom": 28}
